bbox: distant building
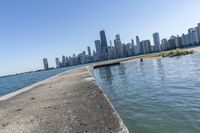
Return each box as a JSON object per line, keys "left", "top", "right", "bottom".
{"left": 81, "top": 51, "right": 86, "bottom": 64}
{"left": 127, "top": 42, "right": 134, "bottom": 56}
{"left": 188, "top": 28, "right": 199, "bottom": 45}
{"left": 140, "top": 40, "right": 151, "bottom": 54}
{"left": 62, "top": 56, "right": 66, "bottom": 67}
{"left": 100, "top": 30, "right": 108, "bottom": 60}
{"left": 68, "top": 56, "right": 74, "bottom": 66}
{"left": 198, "top": 23, "right": 200, "bottom": 41}
{"left": 114, "top": 34, "right": 124, "bottom": 58}
{"left": 107, "top": 40, "right": 115, "bottom": 59}
{"left": 161, "top": 38, "right": 168, "bottom": 51}
{"left": 43, "top": 58, "right": 49, "bottom": 70}
{"left": 136, "top": 36, "right": 141, "bottom": 54}
{"left": 95, "top": 40, "right": 101, "bottom": 61}
{"left": 175, "top": 36, "right": 183, "bottom": 48}
{"left": 87, "top": 46, "right": 91, "bottom": 56}
{"left": 153, "top": 32, "right": 161, "bottom": 52}
{"left": 130, "top": 39, "right": 135, "bottom": 55}
{"left": 182, "top": 34, "right": 191, "bottom": 47}
{"left": 122, "top": 43, "right": 129, "bottom": 57}
{"left": 167, "top": 36, "right": 176, "bottom": 50}
{"left": 55, "top": 58, "right": 61, "bottom": 68}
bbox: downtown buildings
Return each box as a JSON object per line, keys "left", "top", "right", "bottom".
{"left": 43, "top": 22, "right": 200, "bottom": 70}
{"left": 43, "top": 58, "right": 49, "bottom": 70}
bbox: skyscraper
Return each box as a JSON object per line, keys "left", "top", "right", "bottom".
{"left": 161, "top": 38, "right": 168, "bottom": 51}
{"left": 114, "top": 34, "right": 124, "bottom": 58}
{"left": 198, "top": 23, "right": 200, "bottom": 41}
{"left": 168, "top": 36, "right": 176, "bottom": 50}
{"left": 175, "top": 36, "right": 183, "bottom": 48}
{"left": 136, "top": 36, "right": 141, "bottom": 54}
{"left": 100, "top": 30, "right": 108, "bottom": 60}
{"left": 140, "top": 40, "right": 151, "bottom": 54}
{"left": 182, "top": 34, "right": 191, "bottom": 47}
{"left": 153, "top": 32, "right": 161, "bottom": 52}
{"left": 43, "top": 58, "right": 49, "bottom": 70}
{"left": 62, "top": 56, "right": 66, "bottom": 67}
{"left": 55, "top": 58, "right": 61, "bottom": 68}
{"left": 95, "top": 40, "right": 101, "bottom": 61}
{"left": 188, "top": 28, "right": 199, "bottom": 45}
{"left": 87, "top": 46, "right": 91, "bottom": 56}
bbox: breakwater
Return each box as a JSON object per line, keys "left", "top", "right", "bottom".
{"left": 0, "top": 66, "right": 129, "bottom": 133}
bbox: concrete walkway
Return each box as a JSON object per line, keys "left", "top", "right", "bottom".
{"left": 0, "top": 67, "right": 128, "bottom": 133}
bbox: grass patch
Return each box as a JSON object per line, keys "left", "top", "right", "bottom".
{"left": 143, "top": 49, "right": 194, "bottom": 58}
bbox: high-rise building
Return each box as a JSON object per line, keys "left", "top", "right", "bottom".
{"left": 130, "top": 39, "right": 135, "bottom": 55}
{"left": 62, "top": 56, "right": 66, "bottom": 67}
{"left": 198, "top": 23, "right": 200, "bottom": 41}
{"left": 100, "top": 30, "right": 108, "bottom": 60}
{"left": 114, "top": 34, "right": 124, "bottom": 58}
{"left": 95, "top": 40, "right": 101, "bottom": 61}
{"left": 55, "top": 58, "right": 61, "bottom": 68}
{"left": 175, "top": 36, "right": 183, "bottom": 48}
{"left": 43, "top": 58, "right": 49, "bottom": 70}
{"left": 107, "top": 40, "right": 115, "bottom": 59}
{"left": 136, "top": 36, "right": 140, "bottom": 54}
{"left": 140, "top": 40, "right": 151, "bottom": 54}
{"left": 87, "top": 46, "right": 91, "bottom": 56}
{"left": 168, "top": 36, "right": 176, "bottom": 50}
{"left": 161, "top": 38, "right": 168, "bottom": 51}
{"left": 81, "top": 51, "right": 86, "bottom": 64}
{"left": 182, "top": 34, "right": 191, "bottom": 46}
{"left": 195, "top": 27, "right": 199, "bottom": 44}
{"left": 188, "top": 28, "right": 199, "bottom": 45}
{"left": 153, "top": 32, "right": 161, "bottom": 52}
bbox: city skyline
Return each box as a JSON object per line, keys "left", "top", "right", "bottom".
{"left": 1, "top": 0, "right": 200, "bottom": 76}
{"left": 45, "top": 21, "right": 200, "bottom": 70}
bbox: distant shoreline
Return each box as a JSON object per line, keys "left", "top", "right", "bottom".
{"left": 1, "top": 45, "right": 200, "bottom": 79}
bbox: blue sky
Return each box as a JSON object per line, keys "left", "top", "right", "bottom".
{"left": 0, "top": 0, "right": 200, "bottom": 76}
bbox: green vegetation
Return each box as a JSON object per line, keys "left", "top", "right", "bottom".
{"left": 143, "top": 49, "right": 194, "bottom": 58}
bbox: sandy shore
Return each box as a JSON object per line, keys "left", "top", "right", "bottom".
{"left": 0, "top": 67, "right": 128, "bottom": 133}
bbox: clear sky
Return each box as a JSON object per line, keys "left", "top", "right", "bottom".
{"left": 0, "top": 0, "right": 200, "bottom": 76}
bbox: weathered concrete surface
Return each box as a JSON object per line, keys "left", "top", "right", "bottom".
{"left": 0, "top": 67, "right": 128, "bottom": 133}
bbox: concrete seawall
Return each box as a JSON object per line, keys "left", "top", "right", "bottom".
{"left": 0, "top": 67, "right": 129, "bottom": 133}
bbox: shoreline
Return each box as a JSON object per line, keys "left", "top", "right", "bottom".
{"left": 0, "top": 66, "right": 129, "bottom": 133}
{"left": 0, "top": 67, "right": 81, "bottom": 101}
{"left": 1, "top": 46, "right": 200, "bottom": 132}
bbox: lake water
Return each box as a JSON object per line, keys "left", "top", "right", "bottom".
{"left": 0, "top": 65, "right": 82, "bottom": 96}
{"left": 93, "top": 53, "right": 200, "bottom": 133}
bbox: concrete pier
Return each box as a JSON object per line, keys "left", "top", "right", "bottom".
{"left": 0, "top": 67, "right": 128, "bottom": 133}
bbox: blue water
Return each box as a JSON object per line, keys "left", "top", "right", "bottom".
{"left": 0, "top": 65, "right": 81, "bottom": 96}
{"left": 93, "top": 52, "right": 200, "bottom": 133}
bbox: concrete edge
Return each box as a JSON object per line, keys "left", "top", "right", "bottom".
{"left": 0, "top": 67, "right": 82, "bottom": 101}
{"left": 87, "top": 65, "right": 129, "bottom": 133}
{"left": 0, "top": 65, "right": 129, "bottom": 132}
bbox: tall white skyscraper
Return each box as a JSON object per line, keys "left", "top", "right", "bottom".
{"left": 153, "top": 32, "right": 161, "bottom": 52}
{"left": 43, "top": 58, "right": 49, "bottom": 70}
